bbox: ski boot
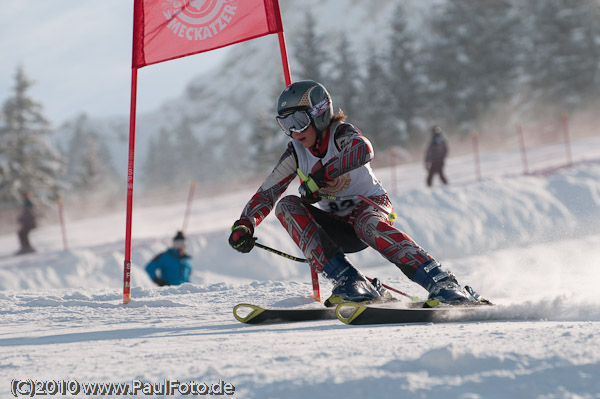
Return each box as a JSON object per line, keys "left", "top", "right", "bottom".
{"left": 464, "top": 285, "right": 493, "bottom": 305}
{"left": 322, "top": 253, "right": 381, "bottom": 307}
{"left": 412, "top": 260, "right": 477, "bottom": 307}
{"left": 369, "top": 277, "right": 394, "bottom": 302}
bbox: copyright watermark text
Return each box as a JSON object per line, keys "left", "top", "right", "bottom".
{"left": 10, "top": 378, "right": 235, "bottom": 396}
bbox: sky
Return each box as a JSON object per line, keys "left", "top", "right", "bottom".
{"left": 0, "top": 1, "right": 229, "bottom": 126}
{"left": 1, "top": 136, "right": 600, "bottom": 398}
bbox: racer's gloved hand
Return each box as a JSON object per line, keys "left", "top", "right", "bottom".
{"left": 297, "top": 168, "right": 327, "bottom": 204}
{"left": 298, "top": 176, "right": 321, "bottom": 203}
{"left": 228, "top": 219, "right": 255, "bottom": 253}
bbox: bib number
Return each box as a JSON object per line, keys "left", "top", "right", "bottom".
{"left": 328, "top": 199, "right": 355, "bottom": 213}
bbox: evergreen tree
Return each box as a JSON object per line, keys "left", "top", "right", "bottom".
{"left": 249, "top": 107, "right": 288, "bottom": 174}
{"left": 328, "top": 33, "right": 361, "bottom": 119}
{"left": 0, "top": 66, "right": 65, "bottom": 206}
{"left": 292, "top": 12, "right": 329, "bottom": 84}
{"left": 141, "top": 129, "right": 178, "bottom": 189}
{"left": 426, "top": 0, "right": 520, "bottom": 133}
{"left": 387, "top": 4, "right": 426, "bottom": 146}
{"left": 356, "top": 46, "right": 393, "bottom": 150}
{"left": 172, "top": 116, "right": 202, "bottom": 185}
{"left": 520, "top": 0, "right": 600, "bottom": 116}
{"left": 62, "top": 113, "right": 119, "bottom": 196}
{"left": 246, "top": 75, "right": 287, "bottom": 174}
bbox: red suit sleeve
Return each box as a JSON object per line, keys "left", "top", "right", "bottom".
{"left": 320, "top": 123, "right": 374, "bottom": 180}
{"left": 240, "top": 143, "right": 298, "bottom": 228}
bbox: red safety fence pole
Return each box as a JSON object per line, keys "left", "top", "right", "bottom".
{"left": 561, "top": 113, "right": 573, "bottom": 167}
{"left": 516, "top": 124, "right": 529, "bottom": 175}
{"left": 57, "top": 197, "right": 68, "bottom": 251}
{"left": 182, "top": 181, "right": 196, "bottom": 234}
{"left": 389, "top": 148, "right": 397, "bottom": 195}
{"left": 472, "top": 131, "right": 481, "bottom": 181}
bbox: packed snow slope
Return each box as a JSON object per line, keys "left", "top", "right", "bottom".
{"left": 1, "top": 138, "right": 600, "bottom": 398}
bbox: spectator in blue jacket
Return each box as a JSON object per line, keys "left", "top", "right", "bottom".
{"left": 145, "top": 231, "right": 192, "bottom": 286}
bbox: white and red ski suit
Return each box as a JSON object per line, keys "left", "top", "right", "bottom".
{"left": 238, "top": 121, "right": 434, "bottom": 280}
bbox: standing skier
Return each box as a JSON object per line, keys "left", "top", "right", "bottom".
{"left": 16, "top": 192, "right": 37, "bottom": 255}
{"left": 425, "top": 125, "right": 449, "bottom": 187}
{"left": 229, "top": 80, "right": 477, "bottom": 306}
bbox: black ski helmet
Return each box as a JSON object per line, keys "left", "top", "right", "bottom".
{"left": 277, "top": 80, "right": 333, "bottom": 133}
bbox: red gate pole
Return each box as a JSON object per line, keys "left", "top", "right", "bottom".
{"left": 277, "top": 31, "right": 292, "bottom": 86}
{"left": 123, "top": 67, "right": 138, "bottom": 305}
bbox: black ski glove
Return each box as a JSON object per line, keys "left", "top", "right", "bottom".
{"left": 228, "top": 219, "right": 255, "bottom": 253}
{"left": 298, "top": 168, "right": 328, "bottom": 204}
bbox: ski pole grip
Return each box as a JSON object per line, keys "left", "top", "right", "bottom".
{"left": 297, "top": 169, "right": 308, "bottom": 181}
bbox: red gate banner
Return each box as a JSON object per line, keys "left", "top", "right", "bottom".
{"left": 133, "top": 0, "right": 283, "bottom": 68}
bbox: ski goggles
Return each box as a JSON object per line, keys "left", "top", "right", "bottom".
{"left": 276, "top": 110, "right": 312, "bottom": 136}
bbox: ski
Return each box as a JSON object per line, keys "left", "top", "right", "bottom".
{"left": 336, "top": 301, "right": 495, "bottom": 325}
{"left": 233, "top": 303, "right": 337, "bottom": 324}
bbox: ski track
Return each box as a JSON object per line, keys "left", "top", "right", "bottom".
{"left": 1, "top": 140, "right": 600, "bottom": 398}
{"left": 2, "top": 280, "right": 600, "bottom": 398}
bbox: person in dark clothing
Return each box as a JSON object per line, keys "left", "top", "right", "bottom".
{"left": 425, "top": 125, "right": 449, "bottom": 187}
{"left": 16, "top": 192, "right": 37, "bottom": 255}
{"left": 145, "top": 231, "right": 192, "bottom": 286}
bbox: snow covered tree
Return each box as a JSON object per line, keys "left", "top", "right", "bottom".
{"left": 292, "top": 12, "right": 329, "bottom": 84}
{"left": 0, "top": 65, "right": 65, "bottom": 206}
{"left": 328, "top": 33, "right": 361, "bottom": 119}
{"left": 172, "top": 116, "right": 202, "bottom": 185}
{"left": 61, "top": 113, "right": 119, "bottom": 197}
{"left": 355, "top": 46, "right": 394, "bottom": 149}
{"left": 246, "top": 75, "right": 289, "bottom": 174}
{"left": 249, "top": 107, "right": 288, "bottom": 174}
{"left": 519, "top": 0, "right": 600, "bottom": 116}
{"left": 142, "top": 129, "right": 179, "bottom": 189}
{"left": 386, "top": 4, "right": 427, "bottom": 146}
{"left": 426, "top": 0, "right": 521, "bottom": 133}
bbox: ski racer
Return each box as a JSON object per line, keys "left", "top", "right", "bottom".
{"left": 228, "top": 80, "right": 478, "bottom": 306}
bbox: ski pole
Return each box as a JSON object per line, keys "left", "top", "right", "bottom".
{"left": 255, "top": 241, "right": 309, "bottom": 263}
{"left": 254, "top": 241, "right": 414, "bottom": 300}
{"left": 254, "top": 242, "right": 320, "bottom": 301}
{"left": 363, "top": 277, "right": 416, "bottom": 300}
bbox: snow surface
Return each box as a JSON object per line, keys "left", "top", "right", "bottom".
{"left": 2, "top": 138, "right": 600, "bottom": 398}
